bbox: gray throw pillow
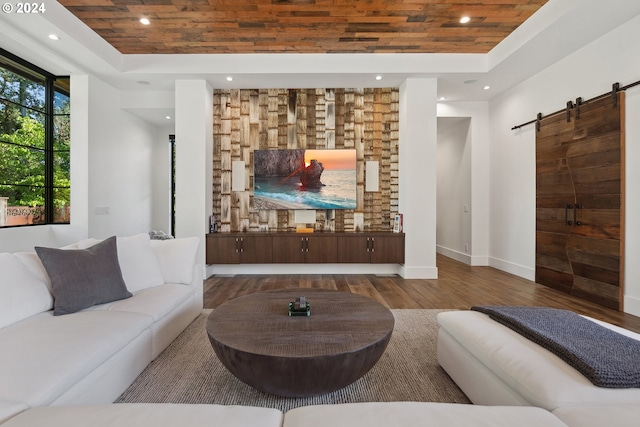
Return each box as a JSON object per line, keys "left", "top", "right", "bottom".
{"left": 35, "top": 236, "right": 132, "bottom": 315}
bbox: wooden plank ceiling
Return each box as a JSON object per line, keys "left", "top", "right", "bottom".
{"left": 58, "top": 0, "right": 548, "bottom": 54}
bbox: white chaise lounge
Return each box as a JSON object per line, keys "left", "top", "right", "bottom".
{"left": 436, "top": 310, "right": 640, "bottom": 413}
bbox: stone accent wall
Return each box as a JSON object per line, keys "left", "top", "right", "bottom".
{"left": 212, "top": 88, "right": 399, "bottom": 232}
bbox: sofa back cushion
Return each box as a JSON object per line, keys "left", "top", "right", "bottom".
{"left": 0, "top": 253, "right": 53, "bottom": 329}
{"left": 115, "top": 234, "right": 165, "bottom": 292}
{"left": 150, "top": 237, "right": 200, "bottom": 285}
{"left": 77, "top": 234, "right": 165, "bottom": 293}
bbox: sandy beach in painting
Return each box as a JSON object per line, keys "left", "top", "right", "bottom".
{"left": 252, "top": 196, "right": 308, "bottom": 210}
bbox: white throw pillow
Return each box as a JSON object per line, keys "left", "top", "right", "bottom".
{"left": 115, "top": 234, "right": 165, "bottom": 292}
{"left": 0, "top": 253, "right": 54, "bottom": 329}
{"left": 150, "top": 237, "right": 199, "bottom": 284}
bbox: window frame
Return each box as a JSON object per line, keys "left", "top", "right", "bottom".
{"left": 0, "top": 47, "right": 70, "bottom": 228}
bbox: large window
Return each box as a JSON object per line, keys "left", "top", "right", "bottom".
{"left": 0, "top": 48, "right": 70, "bottom": 227}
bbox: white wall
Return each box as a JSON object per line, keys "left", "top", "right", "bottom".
{"left": 86, "top": 76, "right": 159, "bottom": 238}
{"left": 151, "top": 126, "right": 174, "bottom": 233}
{"left": 437, "top": 102, "right": 491, "bottom": 266}
{"left": 436, "top": 117, "right": 472, "bottom": 263}
{"left": 489, "top": 14, "right": 640, "bottom": 315}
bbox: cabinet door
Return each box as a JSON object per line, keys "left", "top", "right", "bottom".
{"left": 306, "top": 236, "right": 338, "bottom": 263}
{"left": 240, "top": 235, "right": 273, "bottom": 264}
{"left": 336, "top": 235, "right": 371, "bottom": 263}
{"left": 272, "top": 236, "right": 306, "bottom": 263}
{"left": 206, "top": 235, "right": 241, "bottom": 264}
{"left": 370, "top": 235, "right": 405, "bottom": 264}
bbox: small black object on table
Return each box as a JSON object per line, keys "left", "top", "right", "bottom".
{"left": 288, "top": 296, "right": 310, "bottom": 316}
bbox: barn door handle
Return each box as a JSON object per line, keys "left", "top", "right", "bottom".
{"left": 574, "top": 204, "right": 582, "bottom": 226}
{"left": 566, "top": 204, "right": 573, "bottom": 225}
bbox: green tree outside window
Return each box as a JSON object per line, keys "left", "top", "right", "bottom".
{"left": 0, "top": 51, "right": 70, "bottom": 227}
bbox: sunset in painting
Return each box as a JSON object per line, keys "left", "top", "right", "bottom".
{"left": 253, "top": 148, "right": 357, "bottom": 210}
{"left": 305, "top": 149, "right": 356, "bottom": 170}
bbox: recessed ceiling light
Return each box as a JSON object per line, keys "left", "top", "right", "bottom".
{"left": 165, "top": 116, "right": 172, "bottom": 120}
{"left": 48, "top": 34, "right": 60, "bottom": 41}
{"left": 226, "top": 76, "right": 233, "bottom": 82}
{"left": 140, "top": 17, "right": 151, "bottom": 25}
{"left": 460, "top": 16, "right": 471, "bottom": 24}
{"left": 375, "top": 75, "right": 383, "bottom": 81}
{"left": 464, "top": 79, "right": 477, "bottom": 85}
{"left": 483, "top": 85, "right": 491, "bottom": 90}
{"left": 438, "top": 97, "right": 446, "bottom": 101}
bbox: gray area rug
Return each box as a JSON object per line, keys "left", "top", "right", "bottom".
{"left": 116, "top": 309, "right": 471, "bottom": 412}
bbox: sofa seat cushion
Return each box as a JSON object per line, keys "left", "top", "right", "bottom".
{"left": 283, "top": 402, "right": 569, "bottom": 427}
{"left": 84, "top": 284, "right": 195, "bottom": 321}
{"left": 0, "top": 310, "right": 153, "bottom": 407}
{"left": 437, "top": 311, "right": 640, "bottom": 410}
{"left": 552, "top": 404, "right": 640, "bottom": 427}
{"left": 1, "top": 403, "right": 283, "bottom": 427}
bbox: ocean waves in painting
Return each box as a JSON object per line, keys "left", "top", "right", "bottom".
{"left": 254, "top": 169, "right": 356, "bottom": 210}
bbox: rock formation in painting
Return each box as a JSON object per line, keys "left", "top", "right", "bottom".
{"left": 253, "top": 149, "right": 305, "bottom": 177}
{"left": 300, "top": 159, "right": 325, "bottom": 188}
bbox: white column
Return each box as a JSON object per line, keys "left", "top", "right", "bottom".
{"left": 398, "top": 78, "right": 438, "bottom": 279}
{"left": 174, "top": 80, "right": 213, "bottom": 265}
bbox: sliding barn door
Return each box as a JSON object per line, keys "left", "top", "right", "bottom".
{"left": 536, "top": 93, "right": 625, "bottom": 310}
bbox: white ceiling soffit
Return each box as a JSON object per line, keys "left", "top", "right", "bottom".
{"left": 1, "top": 0, "right": 640, "bottom": 125}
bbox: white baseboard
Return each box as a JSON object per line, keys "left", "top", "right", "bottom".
{"left": 399, "top": 265, "right": 438, "bottom": 279}
{"left": 207, "top": 263, "right": 438, "bottom": 280}
{"left": 436, "top": 245, "right": 470, "bottom": 265}
{"left": 206, "top": 263, "right": 402, "bottom": 278}
{"left": 488, "top": 256, "right": 535, "bottom": 281}
{"left": 470, "top": 256, "right": 490, "bottom": 266}
{"left": 436, "top": 245, "right": 489, "bottom": 267}
{"left": 624, "top": 295, "right": 640, "bottom": 317}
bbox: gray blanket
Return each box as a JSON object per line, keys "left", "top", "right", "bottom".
{"left": 471, "top": 306, "right": 640, "bottom": 388}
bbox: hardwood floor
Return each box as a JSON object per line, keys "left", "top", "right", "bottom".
{"left": 204, "top": 254, "right": 640, "bottom": 334}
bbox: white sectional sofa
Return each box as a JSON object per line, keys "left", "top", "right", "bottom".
{"left": 437, "top": 310, "right": 640, "bottom": 426}
{"left": 0, "top": 233, "right": 202, "bottom": 423}
{"left": 1, "top": 402, "right": 568, "bottom": 427}
{"left": 3, "top": 236, "right": 638, "bottom": 427}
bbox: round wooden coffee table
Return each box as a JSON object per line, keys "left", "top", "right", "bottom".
{"left": 206, "top": 289, "right": 394, "bottom": 397}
